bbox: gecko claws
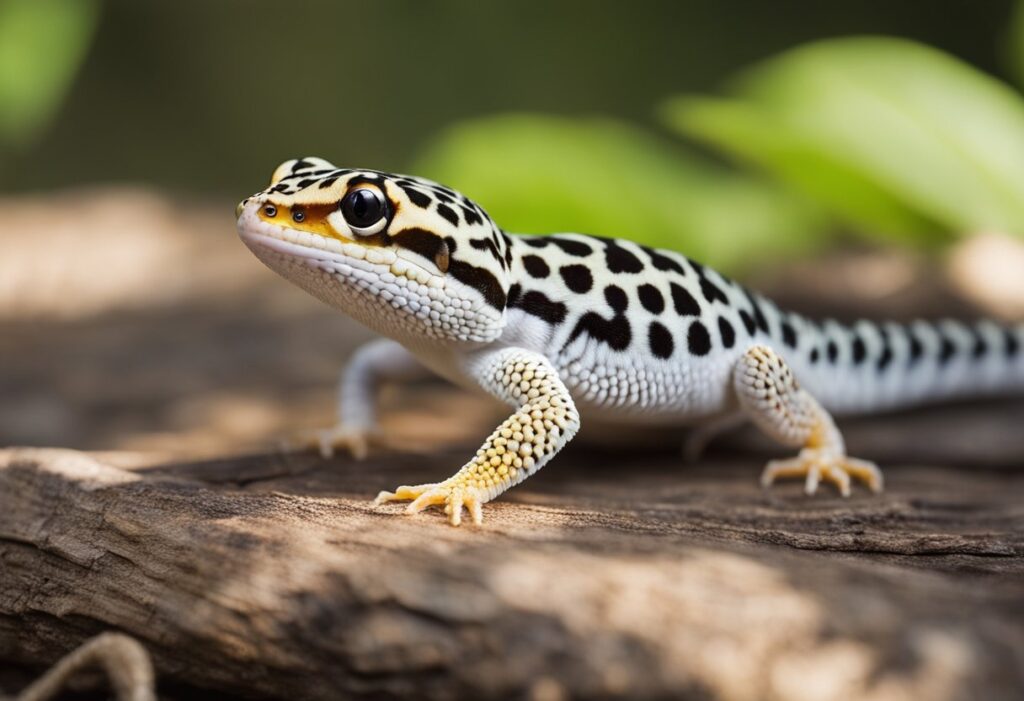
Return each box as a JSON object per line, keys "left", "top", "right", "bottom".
{"left": 761, "top": 448, "right": 883, "bottom": 497}
{"left": 374, "top": 482, "right": 486, "bottom": 526}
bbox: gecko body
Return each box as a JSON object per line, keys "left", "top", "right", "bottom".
{"left": 237, "top": 157, "right": 1024, "bottom": 525}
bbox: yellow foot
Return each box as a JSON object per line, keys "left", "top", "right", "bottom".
{"left": 760, "top": 448, "right": 884, "bottom": 497}
{"left": 374, "top": 482, "right": 485, "bottom": 526}
{"left": 284, "top": 425, "right": 380, "bottom": 459}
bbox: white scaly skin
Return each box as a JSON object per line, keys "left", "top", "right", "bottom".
{"left": 237, "top": 157, "right": 1024, "bottom": 526}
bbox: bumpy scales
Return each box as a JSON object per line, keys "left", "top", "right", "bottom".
{"left": 237, "top": 157, "right": 1024, "bottom": 526}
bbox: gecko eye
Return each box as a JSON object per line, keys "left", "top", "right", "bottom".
{"left": 263, "top": 204, "right": 277, "bottom": 217}
{"left": 340, "top": 187, "right": 388, "bottom": 236}
{"left": 291, "top": 208, "right": 305, "bottom": 223}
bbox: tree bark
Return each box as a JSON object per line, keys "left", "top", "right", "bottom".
{"left": 1, "top": 433, "right": 1022, "bottom": 700}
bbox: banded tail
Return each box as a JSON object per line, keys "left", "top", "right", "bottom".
{"left": 755, "top": 301, "right": 1024, "bottom": 415}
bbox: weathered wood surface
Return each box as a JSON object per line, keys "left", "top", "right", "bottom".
{"left": 2, "top": 412, "right": 1023, "bottom": 700}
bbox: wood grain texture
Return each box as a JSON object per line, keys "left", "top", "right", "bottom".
{"left": 2, "top": 430, "right": 1022, "bottom": 701}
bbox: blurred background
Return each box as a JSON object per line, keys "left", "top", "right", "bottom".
{"left": 3, "top": 0, "right": 1024, "bottom": 454}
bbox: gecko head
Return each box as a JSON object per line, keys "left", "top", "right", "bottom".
{"left": 236, "top": 157, "right": 515, "bottom": 345}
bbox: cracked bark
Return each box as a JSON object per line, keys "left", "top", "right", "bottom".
{"left": 1, "top": 423, "right": 1022, "bottom": 701}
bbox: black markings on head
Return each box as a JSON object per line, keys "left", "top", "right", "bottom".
{"left": 780, "top": 320, "right": 797, "bottom": 349}
{"left": 604, "top": 285, "right": 629, "bottom": 313}
{"left": 470, "top": 237, "right": 504, "bottom": 268}
{"left": 392, "top": 228, "right": 450, "bottom": 273}
{"left": 637, "top": 284, "right": 665, "bottom": 314}
{"left": 448, "top": 259, "right": 507, "bottom": 310}
{"left": 436, "top": 203, "right": 459, "bottom": 227}
{"left": 604, "top": 240, "right": 644, "bottom": 274}
{"left": 648, "top": 321, "right": 674, "bottom": 359}
{"left": 809, "top": 347, "right": 820, "bottom": 364}
{"left": 461, "top": 205, "right": 483, "bottom": 226}
{"left": 826, "top": 339, "right": 839, "bottom": 363}
{"left": 687, "top": 321, "right": 712, "bottom": 356}
{"left": 718, "top": 317, "right": 736, "bottom": 349}
{"left": 641, "top": 245, "right": 688, "bottom": 275}
{"left": 508, "top": 289, "right": 567, "bottom": 325}
{"left": 560, "top": 264, "right": 593, "bottom": 293}
{"left": 522, "top": 255, "right": 550, "bottom": 279}
{"left": 400, "top": 185, "right": 432, "bottom": 208}
{"left": 669, "top": 283, "right": 701, "bottom": 316}
{"left": 551, "top": 237, "right": 594, "bottom": 257}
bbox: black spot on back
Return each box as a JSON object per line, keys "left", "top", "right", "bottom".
{"left": 604, "top": 240, "right": 644, "bottom": 273}
{"left": 604, "top": 285, "right": 629, "bottom": 313}
{"left": 641, "top": 246, "right": 687, "bottom": 275}
{"left": 560, "top": 264, "right": 593, "bottom": 293}
{"left": 718, "top": 317, "right": 736, "bottom": 349}
{"left": 637, "top": 284, "right": 665, "bottom": 314}
{"left": 687, "top": 321, "right": 712, "bottom": 356}
{"left": 523, "top": 237, "right": 549, "bottom": 248}
{"left": 809, "top": 347, "right": 820, "bottom": 364}
{"left": 669, "top": 283, "right": 701, "bottom": 317}
{"left": 648, "top": 321, "right": 674, "bottom": 359}
{"left": 781, "top": 321, "right": 797, "bottom": 348}
{"left": 550, "top": 237, "right": 593, "bottom": 257}
{"left": 522, "top": 255, "right": 550, "bottom": 279}
{"left": 739, "top": 309, "right": 757, "bottom": 336}
{"left": 826, "top": 339, "right": 839, "bottom": 363}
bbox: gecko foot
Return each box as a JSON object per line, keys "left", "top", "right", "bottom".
{"left": 760, "top": 447, "right": 884, "bottom": 497}
{"left": 374, "top": 481, "right": 485, "bottom": 526}
{"left": 285, "top": 425, "right": 381, "bottom": 459}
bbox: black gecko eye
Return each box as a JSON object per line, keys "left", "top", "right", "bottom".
{"left": 340, "top": 187, "right": 388, "bottom": 235}
{"left": 291, "top": 208, "right": 305, "bottom": 223}
{"left": 263, "top": 204, "right": 277, "bottom": 217}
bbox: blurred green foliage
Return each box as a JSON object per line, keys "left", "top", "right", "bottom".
{"left": 664, "top": 37, "right": 1024, "bottom": 244}
{"left": 415, "top": 114, "right": 824, "bottom": 273}
{"left": 0, "top": 0, "right": 99, "bottom": 150}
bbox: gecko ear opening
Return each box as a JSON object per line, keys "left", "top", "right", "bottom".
{"left": 434, "top": 239, "right": 450, "bottom": 273}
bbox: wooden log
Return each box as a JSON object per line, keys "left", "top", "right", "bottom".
{"left": 1, "top": 439, "right": 1022, "bottom": 700}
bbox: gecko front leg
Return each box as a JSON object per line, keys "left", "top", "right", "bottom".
{"left": 375, "top": 347, "right": 580, "bottom": 526}
{"left": 734, "top": 344, "right": 883, "bottom": 496}
{"left": 294, "top": 338, "right": 430, "bottom": 458}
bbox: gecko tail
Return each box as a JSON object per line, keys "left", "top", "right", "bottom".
{"left": 782, "top": 316, "right": 1024, "bottom": 415}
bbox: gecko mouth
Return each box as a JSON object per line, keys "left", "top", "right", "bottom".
{"left": 236, "top": 203, "right": 446, "bottom": 289}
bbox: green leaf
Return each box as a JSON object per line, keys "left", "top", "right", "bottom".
{"left": 0, "top": 0, "right": 100, "bottom": 147}
{"left": 663, "top": 37, "right": 1024, "bottom": 241}
{"left": 412, "top": 114, "right": 824, "bottom": 274}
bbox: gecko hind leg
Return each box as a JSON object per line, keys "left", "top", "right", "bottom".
{"left": 734, "top": 344, "right": 884, "bottom": 497}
